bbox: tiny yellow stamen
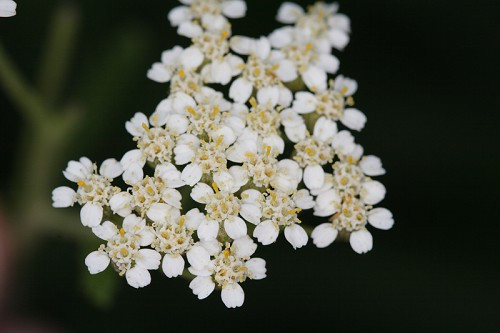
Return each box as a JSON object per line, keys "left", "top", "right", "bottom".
{"left": 120, "top": 248, "right": 129, "bottom": 257}
{"left": 211, "top": 106, "right": 220, "bottom": 119}
{"left": 287, "top": 208, "right": 301, "bottom": 215}
{"left": 141, "top": 122, "right": 150, "bottom": 133}
{"left": 151, "top": 114, "right": 159, "bottom": 126}
{"left": 220, "top": 30, "right": 229, "bottom": 41}
{"left": 223, "top": 248, "right": 230, "bottom": 258}
{"left": 212, "top": 182, "right": 219, "bottom": 193}
{"left": 179, "top": 69, "right": 186, "bottom": 79}
{"left": 119, "top": 228, "right": 125, "bottom": 237}
{"left": 179, "top": 216, "right": 185, "bottom": 228}
{"left": 77, "top": 180, "right": 87, "bottom": 187}
{"left": 270, "top": 64, "right": 280, "bottom": 72}
{"left": 186, "top": 107, "right": 197, "bottom": 116}
{"left": 249, "top": 97, "right": 258, "bottom": 109}
{"left": 216, "top": 136, "right": 224, "bottom": 147}
{"left": 305, "top": 147, "right": 316, "bottom": 156}
{"left": 147, "top": 186, "right": 155, "bottom": 195}
{"left": 244, "top": 152, "right": 256, "bottom": 160}
{"left": 346, "top": 96, "right": 355, "bottom": 106}
{"left": 305, "top": 43, "right": 313, "bottom": 51}
{"left": 265, "top": 145, "right": 271, "bottom": 157}
{"left": 341, "top": 86, "right": 349, "bottom": 95}
{"left": 253, "top": 68, "right": 261, "bottom": 77}
{"left": 318, "top": 9, "right": 324, "bottom": 19}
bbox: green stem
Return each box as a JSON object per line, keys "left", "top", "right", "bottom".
{"left": 0, "top": 4, "right": 84, "bottom": 252}
{"left": 0, "top": 43, "right": 50, "bottom": 125}
{"left": 37, "top": 3, "right": 79, "bottom": 106}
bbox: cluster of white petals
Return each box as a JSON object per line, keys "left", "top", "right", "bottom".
{"left": 0, "top": 0, "right": 16, "bottom": 17}
{"left": 52, "top": 0, "right": 393, "bottom": 308}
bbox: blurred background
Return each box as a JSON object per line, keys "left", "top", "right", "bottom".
{"left": 0, "top": 0, "right": 498, "bottom": 331}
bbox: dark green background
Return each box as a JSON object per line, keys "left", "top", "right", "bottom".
{"left": 0, "top": 0, "right": 498, "bottom": 331}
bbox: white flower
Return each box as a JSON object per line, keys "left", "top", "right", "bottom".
{"left": 314, "top": 189, "right": 341, "bottom": 217}
{"left": 190, "top": 276, "right": 215, "bottom": 300}
{"left": 275, "top": 2, "right": 350, "bottom": 51}
{"left": 349, "top": 228, "right": 373, "bottom": 254}
{"left": 253, "top": 220, "right": 279, "bottom": 245}
{"left": 62, "top": 157, "right": 93, "bottom": 182}
{"left": 187, "top": 244, "right": 211, "bottom": 270}
{"left": 187, "top": 242, "right": 266, "bottom": 308}
{"left": 231, "top": 235, "right": 257, "bottom": 258}
{"left": 80, "top": 203, "right": 103, "bottom": 228}
{"left": 84, "top": 251, "right": 110, "bottom": 274}
{"left": 368, "top": 208, "right": 394, "bottom": 230}
{"left": 332, "top": 130, "right": 356, "bottom": 156}
{"left": 224, "top": 217, "right": 247, "bottom": 239}
{"left": 169, "top": 0, "right": 246, "bottom": 34}
{"left": 270, "top": 41, "right": 337, "bottom": 91}
{"left": 85, "top": 218, "right": 160, "bottom": 288}
{"left": 109, "top": 192, "right": 133, "bottom": 217}
{"left": 284, "top": 224, "right": 308, "bottom": 249}
{"left": 303, "top": 165, "right": 324, "bottom": 191}
{"left": 311, "top": 223, "right": 338, "bottom": 248}
{"left": 198, "top": 219, "right": 219, "bottom": 241}
{"left": 149, "top": 206, "right": 198, "bottom": 278}
{"left": 312, "top": 177, "right": 393, "bottom": 253}
{"left": 125, "top": 171, "right": 182, "bottom": 217}
{"left": 162, "top": 254, "right": 185, "bottom": 278}
{"left": 221, "top": 282, "right": 245, "bottom": 308}
{"left": 56, "top": 157, "right": 122, "bottom": 227}
{"left": 245, "top": 258, "right": 267, "bottom": 279}
{"left": 360, "top": 180, "right": 386, "bottom": 205}
{"left": 120, "top": 149, "right": 146, "bottom": 185}
{"left": 341, "top": 108, "right": 367, "bottom": 131}
{"left": 252, "top": 188, "right": 311, "bottom": 248}
{"left": 276, "top": 2, "right": 304, "bottom": 24}
{"left": 55, "top": 0, "right": 393, "bottom": 306}
{"left": 292, "top": 77, "right": 367, "bottom": 132}
{"left": 190, "top": 181, "right": 259, "bottom": 240}
{"left": 293, "top": 117, "right": 337, "bottom": 190}
{"left": 271, "top": 159, "right": 302, "bottom": 194}
{"left": 359, "top": 155, "right": 386, "bottom": 176}
{"left": 51, "top": 186, "right": 76, "bottom": 208}
{"left": 148, "top": 46, "right": 183, "bottom": 83}
{"left": 230, "top": 36, "right": 271, "bottom": 59}
{"left": 0, "top": 0, "right": 16, "bottom": 17}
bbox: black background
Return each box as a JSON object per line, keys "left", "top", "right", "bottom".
{"left": 0, "top": 0, "right": 499, "bottom": 332}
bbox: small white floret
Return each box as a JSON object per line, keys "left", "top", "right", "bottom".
{"left": 349, "top": 229, "right": 373, "bottom": 254}
{"left": 311, "top": 223, "right": 338, "bottom": 248}
{"left": 221, "top": 282, "right": 245, "bottom": 308}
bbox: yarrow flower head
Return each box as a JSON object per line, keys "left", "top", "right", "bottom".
{"left": 52, "top": 0, "right": 394, "bottom": 308}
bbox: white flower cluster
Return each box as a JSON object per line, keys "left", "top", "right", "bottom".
{"left": 0, "top": 0, "right": 16, "bottom": 17}
{"left": 51, "top": 0, "right": 394, "bottom": 308}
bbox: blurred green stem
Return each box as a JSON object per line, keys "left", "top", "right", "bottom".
{"left": 37, "top": 3, "right": 79, "bottom": 106}
{"left": 0, "top": 4, "right": 85, "bottom": 250}
{"left": 0, "top": 43, "right": 50, "bottom": 125}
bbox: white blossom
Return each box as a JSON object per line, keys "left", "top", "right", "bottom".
{"left": 0, "top": 0, "right": 16, "bottom": 17}
{"left": 187, "top": 241, "right": 266, "bottom": 308}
